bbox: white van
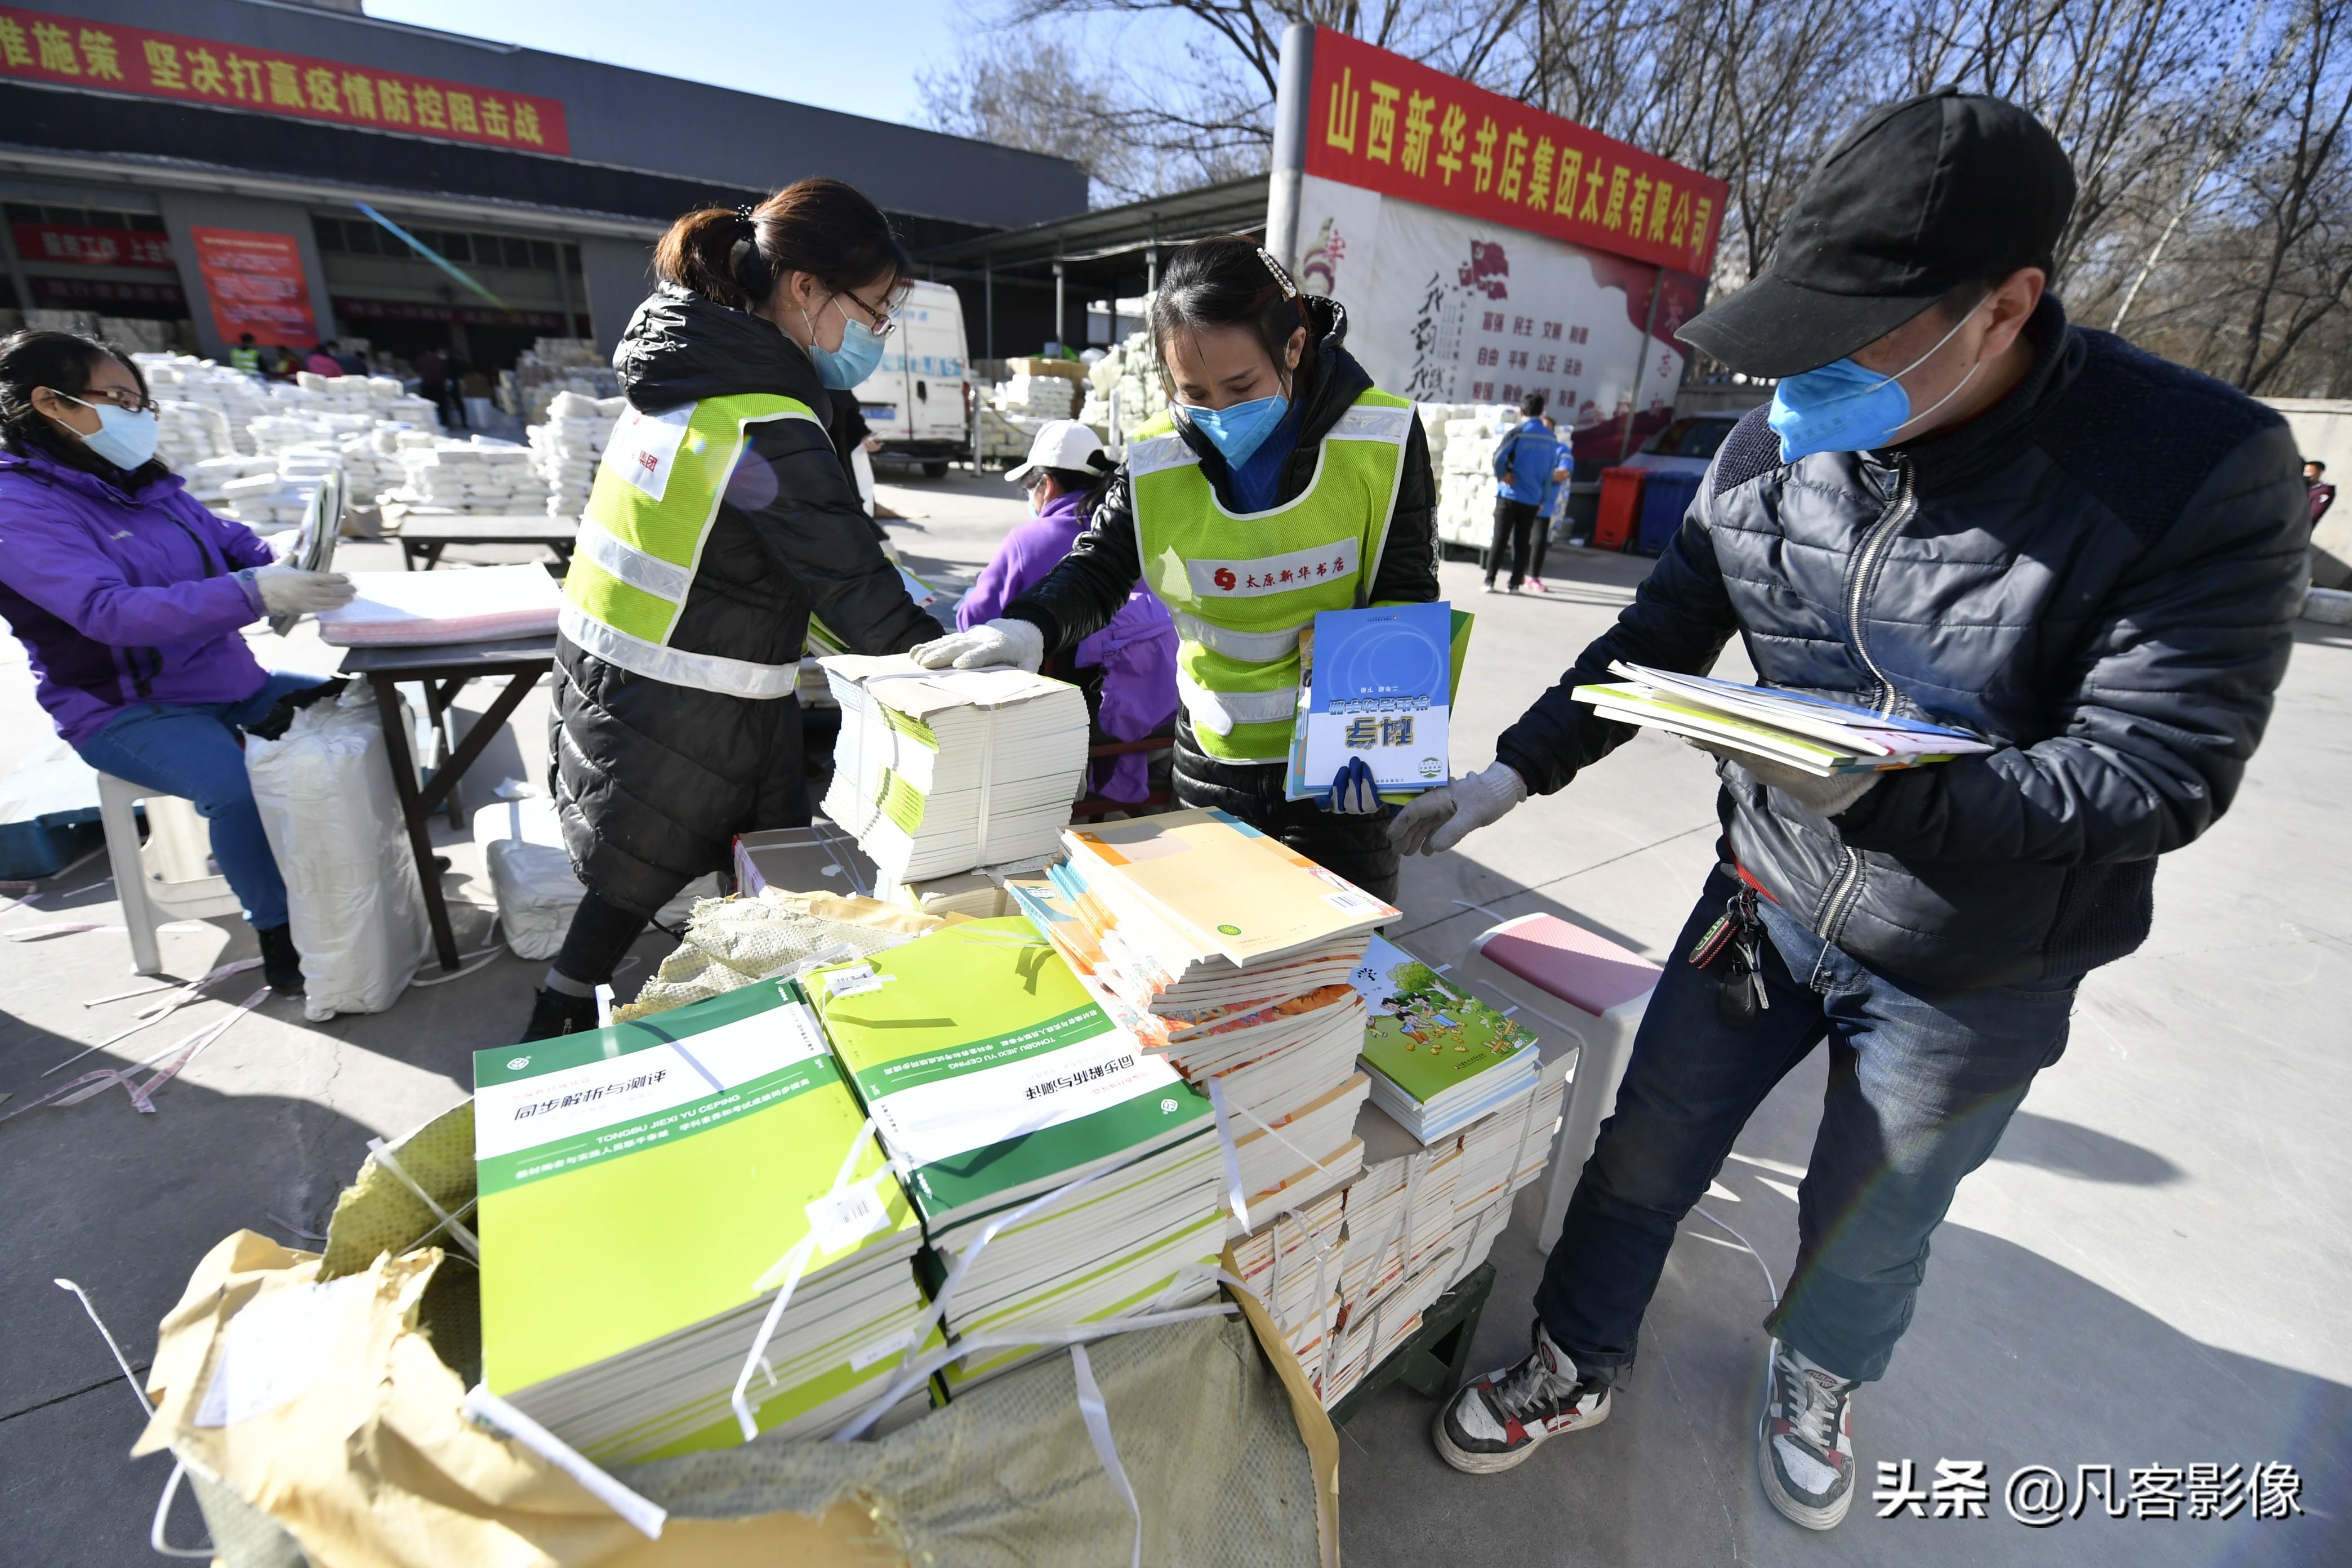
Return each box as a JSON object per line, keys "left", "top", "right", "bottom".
{"left": 852, "top": 279, "right": 970, "bottom": 476}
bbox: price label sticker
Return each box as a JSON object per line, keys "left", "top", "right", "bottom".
{"left": 805, "top": 1182, "right": 888, "bottom": 1253}
{"left": 823, "top": 964, "right": 883, "bottom": 999}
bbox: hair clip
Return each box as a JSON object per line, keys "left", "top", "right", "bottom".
{"left": 734, "top": 203, "right": 759, "bottom": 227}
{"left": 1255, "top": 246, "right": 1299, "bottom": 300}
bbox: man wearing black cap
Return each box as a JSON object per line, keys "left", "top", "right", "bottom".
{"left": 1392, "top": 89, "right": 2309, "bottom": 1528}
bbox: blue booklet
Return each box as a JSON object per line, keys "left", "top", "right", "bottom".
{"left": 1291, "top": 602, "right": 1454, "bottom": 798}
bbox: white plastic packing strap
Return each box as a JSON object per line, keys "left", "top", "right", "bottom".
{"left": 462, "top": 1385, "right": 667, "bottom": 1539}
{"left": 366, "top": 1136, "right": 481, "bottom": 1258}
{"left": 1070, "top": 1342, "right": 1143, "bottom": 1568}
{"left": 150, "top": 1461, "right": 212, "bottom": 1558}
{"left": 728, "top": 1117, "right": 882, "bottom": 1442}
{"left": 826, "top": 1303, "right": 1241, "bottom": 1445}
{"left": 831, "top": 1148, "right": 1151, "bottom": 1444}
{"left": 1204, "top": 1076, "right": 1252, "bottom": 1230}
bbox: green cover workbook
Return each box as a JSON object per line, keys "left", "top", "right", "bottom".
{"left": 474, "top": 979, "right": 916, "bottom": 1403}
{"left": 808, "top": 917, "right": 1214, "bottom": 1233}
{"left": 1348, "top": 933, "right": 1538, "bottom": 1104}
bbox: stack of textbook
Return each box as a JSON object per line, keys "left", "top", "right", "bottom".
{"left": 808, "top": 917, "right": 1226, "bottom": 1397}
{"left": 1009, "top": 809, "right": 1398, "bottom": 1233}
{"left": 1229, "top": 1050, "right": 1575, "bottom": 1407}
{"left": 473, "top": 981, "right": 935, "bottom": 1461}
{"left": 1348, "top": 933, "right": 1543, "bottom": 1141}
{"left": 1574, "top": 660, "right": 1993, "bottom": 776}
{"left": 819, "top": 654, "right": 1091, "bottom": 885}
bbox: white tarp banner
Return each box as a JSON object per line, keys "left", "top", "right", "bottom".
{"left": 1291, "top": 172, "right": 1687, "bottom": 446}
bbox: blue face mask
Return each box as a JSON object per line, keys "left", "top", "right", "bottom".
{"left": 804, "top": 296, "right": 888, "bottom": 390}
{"left": 1766, "top": 300, "right": 1986, "bottom": 463}
{"left": 1181, "top": 394, "right": 1289, "bottom": 466}
{"left": 64, "top": 395, "right": 159, "bottom": 470}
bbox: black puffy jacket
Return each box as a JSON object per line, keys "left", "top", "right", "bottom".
{"left": 552, "top": 285, "right": 943, "bottom": 916}
{"left": 1003, "top": 293, "right": 1441, "bottom": 789}
{"left": 1496, "top": 297, "right": 2310, "bottom": 990}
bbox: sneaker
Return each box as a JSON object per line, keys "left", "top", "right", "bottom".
{"left": 1757, "top": 1338, "right": 1858, "bottom": 1530}
{"left": 254, "top": 923, "right": 304, "bottom": 996}
{"left": 520, "top": 987, "right": 601, "bottom": 1042}
{"left": 1527, "top": 577, "right": 1549, "bottom": 593}
{"left": 1482, "top": 580, "right": 1500, "bottom": 595}
{"left": 1433, "top": 1320, "right": 1611, "bottom": 1473}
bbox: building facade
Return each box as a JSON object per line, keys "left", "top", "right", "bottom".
{"left": 0, "top": 0, "right": 1088, "bottom": 368}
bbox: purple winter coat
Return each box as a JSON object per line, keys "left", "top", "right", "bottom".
{"left": 959, "top": 488, "right": 1177, "bottom": 801}
{"left": 0, "top": 447, "right": 273, "bottom": 747}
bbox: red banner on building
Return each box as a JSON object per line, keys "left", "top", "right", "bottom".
{"left": 12, "top": 222, "right": 173, "bottom": 269}
{"left": 0, "top": 6, "right": 570, "bottom": 154}
{"left": 189, "top": 228, "right": 315, "bottom": 346}
{"left": 1303, "top": 28, "right": 1723, "bottom": 278}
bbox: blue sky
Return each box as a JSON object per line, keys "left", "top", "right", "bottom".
{"left": 363, "top": 1, "right": 976, "bottom": 126}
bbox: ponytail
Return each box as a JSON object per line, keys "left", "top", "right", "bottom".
{"left": 653, "top": 177, "right": 912, "bottom": 314}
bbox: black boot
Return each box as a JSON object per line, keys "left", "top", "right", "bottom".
{"left": 520, "top": 987, "right": 601, "bottom": 1042}
{"left": 255, "top": 923, "right": 304, "bottom": 996}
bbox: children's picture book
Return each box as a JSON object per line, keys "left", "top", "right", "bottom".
{"left": 1348, "top": 934, "right": 1538, "bottom": 1101}
{"left": 1288, "top": 603, "right": 1472, "bottom": 801}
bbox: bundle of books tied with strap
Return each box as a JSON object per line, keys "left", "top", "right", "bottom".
{"left": 819, "top": 655, "right": 1092, "bottom": 888}
{"left": 1006, "top": 808, "right": 1400, "bottom": 1237}
{"left": 1227, "top": 941, "right": 1576, "bottom": 1409}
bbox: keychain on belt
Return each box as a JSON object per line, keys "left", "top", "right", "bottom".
{"left": 1687, "top": 877, "right": 1770, "bottom": 1028}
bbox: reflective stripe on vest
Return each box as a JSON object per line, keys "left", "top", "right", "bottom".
{"left": 560, "top": 391, "right": 819, "bottom": 696}
{"left": 1127, "top": 389, "right": 1412, "bottom": 762}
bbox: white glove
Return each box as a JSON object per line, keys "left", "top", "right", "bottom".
{"left": 1695, "top": 742, "right": 1881, "bottom": 819}
{"left": 1388, "top": 761, "right": 1527, "bottom": 856}
{"left": 248, "top": 562, "right": 355, "bottom": 614}
{"left": 908, "top": 616, "right": 1045, "bottom": 672}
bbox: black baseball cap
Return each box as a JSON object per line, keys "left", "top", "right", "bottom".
{"left": 1678, "top": 88, "right": 2075, "bottom": 377}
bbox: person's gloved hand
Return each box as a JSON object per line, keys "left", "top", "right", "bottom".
{"left": 1388, "top": 760, "right": 1527, "bottom": 856}
{"left": 1325, "top": 755, "right": 1383, "bottom": 814}
{"left": 248, "top": 562, "right": 355, "bottom": 614}
{"left": 908, "top": 616, "right": 1045, "bottom": 672}
{"left": 1695, "top": 742, "right": 1881, "bottom": 818}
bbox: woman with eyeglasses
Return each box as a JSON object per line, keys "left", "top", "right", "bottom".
{"left": 526, "top": 177, "right": 945, "bottom": 1040}
{"left": 911, "top": 235, "right": 1438, "bottom": 902}
{"left": 0, "top": 329, "right": 355, "bottom": 995}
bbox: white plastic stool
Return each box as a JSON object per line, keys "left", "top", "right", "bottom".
{"left": 1459, "top": 913, "right": 1663, "bottom": 1249}
{"left": 95, "top": 774, "right": 244, "bottom": 975}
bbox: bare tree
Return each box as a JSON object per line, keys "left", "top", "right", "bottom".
{"left": 2226, "top": 0, "right": 2352, "bottom": 389}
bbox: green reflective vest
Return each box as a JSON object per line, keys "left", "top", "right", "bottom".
{"left": 1127, "top": 387, "right": 1414, "bottom": 762}
{"left": 228, "top": 345, "right": 261, "bottom": 373}
{"left": 561, "top": 391, "right": 822, "bottom": 697}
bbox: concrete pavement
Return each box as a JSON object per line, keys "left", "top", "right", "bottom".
{"left": 1, "top": 468, "right": 2344, "bottom": 1563}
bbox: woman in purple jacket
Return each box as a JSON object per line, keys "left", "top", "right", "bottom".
{"left": 0, "top": 331, "right": 356, "bottom": 992}
{"left": 959, "top": 420, "right": 1177, "bottom": 802}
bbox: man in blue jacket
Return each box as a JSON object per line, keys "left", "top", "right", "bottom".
{"left": 1392, "top": 90, "right": 2308, "bottom": 1530}
{"left": 1486, "top": 391, "right": 1560, "bottom": 594}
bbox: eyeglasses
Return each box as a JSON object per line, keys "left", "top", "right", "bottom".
{"left": 57, "top": 387, "right": 159, "bottom": 415}
{"left": 839, "top": 286, "right": 898, "bottom": 340}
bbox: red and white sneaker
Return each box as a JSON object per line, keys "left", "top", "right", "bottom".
{"left": 1757, "top": 1338, "right": 1858, "bottom": 1530}
{"left": 1433, "top": 1320, "right": 1611, "bottom": 1473}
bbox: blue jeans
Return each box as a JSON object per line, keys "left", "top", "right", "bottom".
{"left": 1535, "top": 866, "right": 2078, "bottom": 1383}
{"left": 75, "top": 672, "right": 332, "bottom": 930}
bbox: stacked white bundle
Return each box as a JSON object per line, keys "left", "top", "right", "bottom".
{"left": 1089, "top": 330, "right": 1169, "bottom": 435}
{"left": 1435, "top": 407, "right": 1517, "bottom": 548}
{"left": 501, "top": 338, "right": 620, "bottom": 422}
{"left": 819, "top": 655, "right": 1093, "bottom": 885}
{"left": 992, "top": 373, "right": 1078, "bottom": 419}
{"left": 977, "top": 401, "right": 1041, "bottom": 463}
{"left": 386, "top": 438, "right": 550, "bottom": 515}
{"left": 138, "top": 354, "right": 273, "bottom": 455}
{"left": 154, "top": 399, "right": 235, "bottom": 470}
{"left": 180, "top": 454, "right": 278, "bottom": 507}
{"left": 527, "top": 390, "right": 626, "bottom": 519}
{"left": 1228, "top": 1053, "right": 1573, "bottom": 1408}
{"left": 336, "top": 427, "right": 410, "bottom": 504}
{"left": 98, "top": 317, "right": 177, "bottom": 354}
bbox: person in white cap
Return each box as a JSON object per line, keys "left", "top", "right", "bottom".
{"left": 956, "top": 420, "right": 1178, "bottom": 803}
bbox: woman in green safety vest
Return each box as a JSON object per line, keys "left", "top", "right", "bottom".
{"left": 522, "top": 179, "right": 946, "bottom": 1041}
{"left": 912, "top": 237, "right": 1438, "bottom": 902}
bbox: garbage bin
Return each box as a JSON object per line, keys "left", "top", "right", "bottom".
{"left": 1634, "top": 470, "right": 1703, "bottom": 555}
{"left": 1594, "top": 466, "right": 1646, "bottom": 550}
